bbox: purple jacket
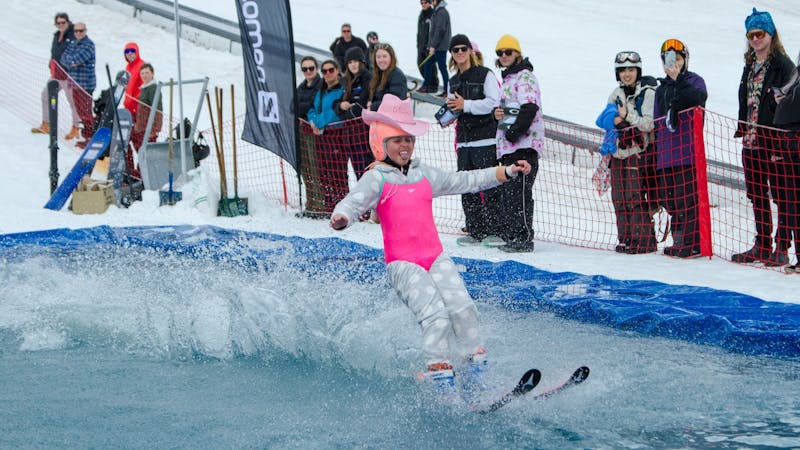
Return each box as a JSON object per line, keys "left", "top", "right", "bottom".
{"left": 654, "top": 71, "right": 707, "bottom": 170}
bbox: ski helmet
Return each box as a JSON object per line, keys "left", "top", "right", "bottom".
{"left": 660, "top": 39, "right": 689, "bottom": 72}
{"left": 614, "top": 51, "right": 642, "bottom": 82}
{"left": 368, "top": 122, "right": 411, "bottom": 161}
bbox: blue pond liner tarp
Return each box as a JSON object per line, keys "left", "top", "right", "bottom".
{"left": 1, "top": 225, "right": 798, "bottom": 357}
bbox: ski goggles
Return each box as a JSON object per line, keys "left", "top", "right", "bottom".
{"left": 660, "top": 39, "right": 686, "bottom": 53}
{"left": 746, "top": 30, "right": 766, "bottom": 40}
{"left": 614, "top": 51, "right": 641, "bottom": 64}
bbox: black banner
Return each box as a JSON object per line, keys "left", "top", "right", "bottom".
{"left": 234, "top": 0, "right": 298, "bottom": 168}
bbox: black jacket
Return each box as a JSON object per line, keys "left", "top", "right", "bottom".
{"left": 51, "top": 24, "right": 75, "bottom": 61}
{"left": 340, "top": 70, "right": 372, "bottom": 119}
{"left": 450, "top": 66, "right": 497, "bottom": 142}
{"left": 369, "top": 67, "right": 408, "bottom": 111}
{"left": 500, "top": 58, "right": 539, "bottom": 143}
{"left": 737, "top": 52, "right": 795, "bottom": 127}
{"left": 296, "top": 75, "right": 322, "bottom": 120}
{"left": 330, "top": 37, "right": 368, "bottom": 70}
{"left": 417, "top": 8, "right": 434, "bottom": 55}
{"left": 774, "top": 65, "right": 800, "bottom": 129}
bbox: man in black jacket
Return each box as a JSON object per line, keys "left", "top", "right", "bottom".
{"left": 416, "top": 0, "right": 437, "bottom": 91}
{"left": 329, "top": 23, "right": 367, "bottom": 71}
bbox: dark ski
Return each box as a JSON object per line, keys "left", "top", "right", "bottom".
{"left": 477, "top": 368, "right": 541, "bottom": 414}
{"left": 527, "top": 366, "right": 590, "bottom": 402}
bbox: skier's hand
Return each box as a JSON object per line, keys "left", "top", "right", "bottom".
{"left": 510, "top": 160, "right": 532, "bottom": 176}
{"left": 330, "top": 214, "right": 348, "bottom": 230}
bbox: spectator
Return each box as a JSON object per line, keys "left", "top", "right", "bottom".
{"left": 492, "top": 34, "right": 544, "bottom": 253}
{"left": 731, "top": 8, "right": 795, "bottom": 266}
{"left": 654, "top": 39, "right": 708, "bottom": 258}
{"left": 131, "top": 63, "right": 163, "bottom": 153}
{"left": 59, "top": 22, "right": 95, "bottom": 146}
{"left": 339, "top": 47, "right": 373, "bottom": 179}
{"left": 421, "top": 0, "right": 451, "bottom": 96}
{"left": 329, "top": 94, "right": 531, "bottom": 405}
{"left": 416, "top": 0, "right": 438, "bottom": 92}
{"left": 366, "top": 31, "right": 379, "bottom": 72}
{"left": 367, "top": 43, "right": 408, "bottom": 111}
{"left": 604, "top": 51, "right": 658, "bottom": 255}
{"left": 296, "top": 56, "right": 325, "bottom": 217}
{"left": 329, "top": 23, "right": 367, "bottom": 71}
{"left": 123, "top": 42, "right": 146, "bottom": 118}
{"left": 307, "top": 60, "right": 347, "bottom": 215}
{"left": 31, "top": 12, "right": 78, "bottom": 139}
{"left": 772, "top": 51, "right": 800, "bottom": 272}
{"left": 297, "top": 56, "right": 322, "bottom": 120}
{"left": 443, "top": 34, "right": 502, "bottom": 247}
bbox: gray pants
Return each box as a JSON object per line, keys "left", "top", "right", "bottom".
{"left": 40, "top": 79, "right": 79, "bottom": 125}
{"left": 386, "top": 253, "right": 482, "bottom": 367}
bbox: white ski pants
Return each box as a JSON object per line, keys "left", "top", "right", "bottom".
{"left": 386, "top": 253, "right": 482, "bottom": 367}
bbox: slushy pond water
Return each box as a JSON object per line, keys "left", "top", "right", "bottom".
{"left": 1, "top": 240, "right": 798, "bottom": 448}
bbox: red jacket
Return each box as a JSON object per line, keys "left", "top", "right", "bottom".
{"left": 123, "top": 42, "right": 145, "bottom": 116}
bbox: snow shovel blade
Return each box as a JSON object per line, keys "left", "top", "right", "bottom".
{"left": 159, "top": 189, "right": 182, "bottom": 206}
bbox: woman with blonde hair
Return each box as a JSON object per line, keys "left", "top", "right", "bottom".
{"left": 443, "top": 33, "right": 502, "bottom": 247}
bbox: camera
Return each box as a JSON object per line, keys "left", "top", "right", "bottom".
{"left": 435, "top": 104, "right": 461, "bottom": 127}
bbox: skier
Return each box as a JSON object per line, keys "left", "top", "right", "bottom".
{"left": 329, "top": 94, "right": 531, "bottom": 403}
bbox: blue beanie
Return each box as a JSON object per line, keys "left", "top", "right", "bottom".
{"left": 745, "top": 7, "right": 776, "bottom": 36}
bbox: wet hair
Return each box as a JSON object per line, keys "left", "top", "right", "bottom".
{"left": 744, "top": 29, "right": 787, "bottom": 65}
{"left": 368, "top": 43, "right": 398, "bottom": 101}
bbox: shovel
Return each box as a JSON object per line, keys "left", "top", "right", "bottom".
{"left": 159, "top": 79, "right": 182, "bottom": 206}
{"left": 229, "top": 84, "right": 248, "bottom": 215}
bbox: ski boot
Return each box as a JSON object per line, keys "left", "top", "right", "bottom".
{"left": 421, "top": 362, "right": 458, "bottom": 405}
{"left": 460, "top": 347, "right": 489, "bottom": 406}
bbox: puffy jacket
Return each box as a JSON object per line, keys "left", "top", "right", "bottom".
{"left": 123, "top": 42, "right": 145, "bottom": 116}
{"left": 654, "top": 71, "right": 708, "bottom": 169}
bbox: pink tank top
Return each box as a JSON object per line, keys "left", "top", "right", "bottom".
{"left": 376, "top": 177, "right": 443, "bottom": 271}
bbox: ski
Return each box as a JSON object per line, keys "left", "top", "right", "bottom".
{"left": 476, "top": 368, "right": 541, "bottom": 415}
{"left": 43, "top": 127, "right": 112, "bottom": 210}
{"left": 527, "top": 366, "right": 590, "bottom": 402}
{"left": 106, "top": 107, "right": 133, "bottom": 205}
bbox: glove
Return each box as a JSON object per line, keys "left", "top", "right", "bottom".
{"left": 505, "top": 127, "right": 522, "bottom": 143}
{"left": 616, "top": 120, "right": 643, "bottom": 150}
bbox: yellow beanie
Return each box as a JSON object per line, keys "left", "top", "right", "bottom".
{"left": 495, "top": 34, "right": 521, "bottom": 53}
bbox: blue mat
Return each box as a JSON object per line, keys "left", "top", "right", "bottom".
{"left": 1, "top": 225, "right": 798, "bottom": 357}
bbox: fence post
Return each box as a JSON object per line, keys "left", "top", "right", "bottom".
{"left": 693, "top": 106, "right": 713, "bottom": 258}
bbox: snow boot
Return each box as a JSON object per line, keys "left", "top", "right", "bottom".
{"left": 31, "top": 122, "right": 49, "bottom": 134}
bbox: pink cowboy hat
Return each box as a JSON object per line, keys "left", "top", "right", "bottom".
{"left": 362, "top": 94, "right": 430, "bottom": 136}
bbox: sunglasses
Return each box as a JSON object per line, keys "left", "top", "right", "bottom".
{"left": 660, "top": 39, "right": 685, "bottom": 53}
{"left": 614, "top": 51, "right": 641, "bottom": 64}
{"left": 451, "top": 46, "right": 469, "bottom": 54}
{"left": 496, "top": 49, "right": 515, "bottom": 57}
{"left": 747, "top": 30, "right": 766, "bottom": 40}
{"left": 125, "top": 49, "right": 136, "bottom": 54}
{"left": 321, "top": 67, "right": 337, "bottom": 74}
{"left": 74, "top": 29, "right": 86, "bottom": 33}
{"left": 341, "top": 29, "right": 351, "bottom": 33}
{"left": 301, "top": 66, "right": 316, "bottom": 72}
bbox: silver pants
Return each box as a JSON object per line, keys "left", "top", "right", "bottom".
{"left": 386, "top": 253, "right": 483, "bottom": 367}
